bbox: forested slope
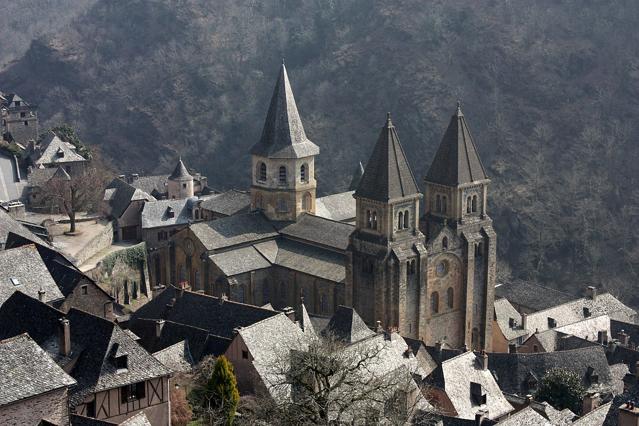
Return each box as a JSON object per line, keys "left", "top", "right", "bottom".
{"left": 1, "top": 0, "right": 638, "bottom": 304}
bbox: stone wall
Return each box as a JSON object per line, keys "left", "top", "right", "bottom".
{"left": 0, "top": 388, "right": 69, "bottom": 426}
{"left": 75, "top": 220, "right": 114, "bottom": 265}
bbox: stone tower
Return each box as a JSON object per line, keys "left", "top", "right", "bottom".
{"left": 167, "top": 158, "right": 194, "bottom": 199}
{"left": 250, "top": 64, "right": 319, "bottom": 221}
{"left": 1, "top": 93, "right": 39, "bottom": 145}
{"left": 346, "top": 113, "right": 427, "bottom": 337}
{"left": 420, "top": 102, "right": 496, "bottom": 351}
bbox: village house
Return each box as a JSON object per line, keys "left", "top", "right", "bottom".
{"left": 1, "top": 92, "right": 38, "bottom": 146}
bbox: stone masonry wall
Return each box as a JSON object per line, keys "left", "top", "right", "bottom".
{"left": 0, "top": 388, "right": 69, "bottom": 426}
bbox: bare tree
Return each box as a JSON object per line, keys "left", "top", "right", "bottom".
{"left": 238, "top": 333, "right": 433, "bottom": 425}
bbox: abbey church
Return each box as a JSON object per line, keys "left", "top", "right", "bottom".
{"left": 122, "top": 63, "right": 496, "bottom": 352}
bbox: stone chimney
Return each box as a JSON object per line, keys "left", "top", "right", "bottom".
{"left": 618, "top": 330, "right": 630, "bottom": 347}
{"left": 376, "top": 320, "right": 384, "bottom": 333}
{"left": 508, "top": 343, "right": 517, "bottom": 354}
{"left": 478, "top": 350, "right": 489, "bottom": 370}
{"left": 38, "top": 287, "right": 46, "bottom": 302}
{"left": 58, "top": 318, "right": 71, "bottom": 357}
{"left": 131, "top": 173, "right": 139, "bottom": 181}
{"left": 586, "top": 286, "right": 597, "bottom": 300}
{"left": 597, "top": 330, "right": 608, "bottom": 345}
{"left": 582, "top": 392, "right": 600, "bottom": 414}
{"left": 283, "top": 306, "right": 296, "bottom": 322}
{"left": 155, "top": 319, "right": 165, "bottom": 338}
{"left": 619, "top": 402, "right": 639, "bottom": 426}
{"left": 525, "top": 394, "right": 534, "bottom": 406}
{"left": 474, "top": 409, "right": 489, "bottom": 425}
{"left": 521, "top": 312, "right": 528, "bottom": 331}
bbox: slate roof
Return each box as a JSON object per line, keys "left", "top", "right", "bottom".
{"left": 277, "top": 213, "right": 354, "bottom": 251}
{"left": 131, "top": 286, "right": 279, "bottom": 342}
{"left": 495, "top": 406, "right": 550, "bottom": 425}
{"left": 437, "top": 351, "right": 513, "bottom": 420}
{"left": 0, "top": 207, "right": 41, "bottom": 248}
{"left": 525, "top": 329, "right": 598, "bottom": 353}
{"left": 200, "top": 190, "right": 250, "bottom": 216}
{"left": 189, "top": 213, "right": 278, "bottom": 251}
{"left": 494, "top": 298, "right": 528, "bottom": 341}
{"left": 141, "top": 198, "right": 191, "bottom": 229}
{"left": 314, "top": 191, "right": 356, "bottom": 222}
{"left": 129, "top": 174, "right": 169, "bottom": 197}
{"left": 34, "top": 132, "right": 87, "bottom": 165}
{"left": 273, "top": 239, "right": 346, "bottom": 282}
{"left": 0, "top": 291, "right": 65, "bottom": 343}
{"left": 250, "top": 64, "right": 319, "bottom": 159}
{"left": 323, "top": 305, "right": 375, "bottom": 343}
{"left": 573, "top": 401, "right": 611, "bottom": 426}
{"left": 105, "top": 178, "right": 155, "bottom": 219}
{"left": 0, "top": 244, "right": 64, "bottom": 306}
{"left": 27, "top": 167, "right": 58, "bottom": 186}
{"left": 169, "top": 158, "right": 192, "bottom": 180}
{"left": 495, "top": 280, "right": 574, "bottom": 312}
{"left": 426, "top": 104, "right": 488, "bottom": 186}
{"left": 488, "top": 346, "right": 613, "bottom": 395}
{"left": 153, "top": 340, "right": 194, "bottom": 373}
{"left": 210, "top": 245, "right": 271, "bottom": 277}
{"left": 349, "top": 161, "right": 365, "bottom": 191}
{"left": 355, "top": 113, "right": 420, "bottom": 202}
{"left": 0, "top": 333, "right": 76, "bottom": 406}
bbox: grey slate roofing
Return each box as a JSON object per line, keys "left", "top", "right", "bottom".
{"left": 323, "top": 305, "right": 375, "bottom": 343}
{"left": 354, "top": 113, "right": 420, "bottom": 202}
{"left": 525, "top": 329, "right": 598, "bottom": 353}
{"left": 496, "top": 406, "right": 550, "bottom": 425}
{"left": 277, "top": 213, "right": 354, "bottom": 251}
{"left": 129, "top": 174, "right": 169, "bottom": 197}
{"left": 426, "top": 104, "right": 488, "bottom": 186}
{"left": 495, "top": 280, "right": 574, "bottom": 312}
{"left": 200, "top": 189, "right": 250, "bottom": 216}
{"left": 273, "top": 239, "right": 346, "bottom": 282}
{"left": 0, "top": 244, "right": 64, "bottom": 306}
{"left": 169, "top": 158, "right": 192, "bottom": 180}
{"left": 105, "top": 178, "right": 144, "bottom": 219}
{"left": 34, "top": 132, "right": 87, "bottom": 165}
{"left": 488, "top": 346, "right": 613, "bottom": 395}
{"left": 27, "top": 167, "right": 58, "bottom": 186}
{"left": 0, "top": 207, "right": 41, "bottom": 248}
{"left": 210, "top": 245, "right": 271, "bottom": 276}
{"left": 250, "top": 64, "right": 319, "bottom": 159}
{"left": 0, "top": 333, "right": 76, "bottom": 406}
{"left": 494, "top": 298, "right": 528, "bottom": 341}
{"left": 131, "top": 286, "right": 279, "bottom": 342}
{"left": 153, "top": 340, "right": 194, "bottom": 373}
{"left": 349, "top": 161, "right": 365, "bottom": 191}
{"left": 0, "top": 151, "right": 27, "bottom": 201}
{"left": 189, "top": 212, "right": 278, "bottom": 251}
{"left": 573, "top": 401, "right": 611, "bottom": 426}
{"left": 141, "top": 198, "right": 191, "bottom": 229}
{"left": 314, "top": 191, "right": 356, "bottom": 222}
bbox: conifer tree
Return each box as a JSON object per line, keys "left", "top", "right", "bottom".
{"left": 191, "top": 356, "right": 240, "bottom": 425}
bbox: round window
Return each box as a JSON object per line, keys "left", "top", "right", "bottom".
{"left": 436, "top": 260, "right": 448, "bottom": 277}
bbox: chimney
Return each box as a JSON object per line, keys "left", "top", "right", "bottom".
{"left": 597, "top": 330, "right": 608, "bottom": 345}
{"left": 38, "top": 287, "right": 46, "bottom": 302}
{"left": 521, "top": 313, "right": 528, "bottom": 331}
{"left": 619, "top": 402, "right": 639, "bottom": 426}
{"left": 525, "top": 394, "right": 534, "bottom": 406}
{"left": 155, "top": 319, "right": 165, "bottom": 338}
{"left": 376, "top": 320, "right": 384, "bottom": 333}
{"left": 474, "top": 409, "right": 488, "bottom": 425}
{"left": 478, "top": 350, "right": 489, "bottom": 370}
{"left": 509, "top": 318, "right": 516, "bottom": 328}
{"left": 618, "top": 330, "right": 630, "bottom": 347}
{"left": 58, "top": 318, "right": 71, "bottom": 357}
{"left": 582, "top": 392, "right": 600, "bottom": 414}
{"left": 131, "top": 173, "right": 139, "bottom": 181}
{"left": 508, "top": 343, "right": 517, "bottom": 354}
{"left": 118, "top": 174, "right": 126, "bottom": 180}
{"left": 586, "top": 286, "right": 597, "bottom": 300}
{"left": 435, "top": 340, "right": 443, "bottom": 353}
{"left": 283, "top": 306, "right": 296, "bottom": 322}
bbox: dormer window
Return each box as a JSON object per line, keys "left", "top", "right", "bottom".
{"left": 115, "top": 354, "right": 128, "bottom": 371}
{"left": 548, "top": 317, "right": 557, "bottom": 328}
{"left": 583, "top": 307, "right": 591, "bottom": 318}
{"left": 470, "top": 382, "right": 487, "bottom": 406}
{"left": 166, "top": 206, "right": 175, "bottom": 218}
{"left": 56, "top": 148, "right": 64, "bottom": 158}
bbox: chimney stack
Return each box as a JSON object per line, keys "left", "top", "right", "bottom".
{"left": 58, "top": 318, "right": 71, "bottom": 357}
{"left": 155, "top": 319, "right": 165, "bottom": 338}
{"left": 376, "top": 320, "right": 384, "bottom": 333}
{"left": 38, "top": 287, "right": 46, "bottom": 302}
{"left": 283, "top": 306, "right": 296, "bottom": 322}
{"left": 521, "top": 313, "right": 528, "bottom": 331}
{"left": 478, "top": 350, "right": 489, "bottom": 370}
{"left": 474, "top": 409, "right": 488, "bottom": 425}
{"left": 586, "top": 286, "right": 598, "bottom": 301}
{"left": 597, "top": 330, "right": 608, "bottom": 345}
{"left": 582, "top": 392, "right": 600, "bottom": 414}
{"left": 525, "top": 394, "right": 534, "bottom": 406}
{"left": 619, "top": 401, "right": 639, "bottom": 426}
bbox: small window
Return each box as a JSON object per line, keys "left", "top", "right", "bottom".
{"left": 121, "top": 382, "right": 145, "bottom": 403}
{"left": 548, "top": 317, "right": 557, "bottom": 328}
{"left": 472, "top": 195, "right": 478, "bottom": 213}
{"left": 195, "top": 210, "right": 200, "bottom": 220}
{"left": 467, "top": 196, "right": 472, "bottom": 214}
{"left": 447, "top": 287, "right": 454, "bottom": 309}
{"left": 366, "top": 210, "right": 372, "bottom": 228}
{"left": 81, "top": 285, "right": 88, "bottom": 295}
{"left": 403, "top": 210, "right": 409, "bottom": 229}
{"left": 583, "top": 307, "right": 591, "bottom": 318}
{"left": 14, "top": 101, "right": 20, "bottom": 107}
{"left": 431, "top": 292, "right": 439, "bottom": 314}
{"left": 371, "top": 211, "right": 378, "bottom": 230}
{"left": 398, "top": 211, "right": 403, "bottom": 230}
{"left": 86, "top": 399, "right": 96, "bottom": 417}
{"left": 20, "top": 112, "right": 26, "bottom": 118}
{"left": 300, "top": 164, "right": 308, "bottom": 182}
{"left": 442, "top": 236, "right": 448, "bottom": 250}
{"left": 182, "top": 183, "right": 186, "bottom": 189}
{"left": 242, "top": 350, "right": 249, "bottom": 360}
{"left": 279, "top": 166, "right": 287, "bottom": 184}
{"left": 533, "top": 345, "right": 539, "bottom": 352}
{"left": 115, "top": 354, "right": 128, "bottom": 370}
{"left": 24, "top": 121, "right": 29, "bottom": 126}
{"left": 471, "top": 382, "right": 487, "bottom": 406}
{"left": 258, "top": 162, "right": 267, "bottom": 182}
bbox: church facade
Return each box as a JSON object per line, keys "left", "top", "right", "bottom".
{"left": 151, "top": 63, "right": 496, "bottom": 351}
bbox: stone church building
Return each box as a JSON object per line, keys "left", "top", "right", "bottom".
{"left": 156, "top": 63, "right": 496, "bottom": 351}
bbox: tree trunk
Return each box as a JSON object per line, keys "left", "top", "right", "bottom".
{"left": 69, "top": 211, "right": 76, "bottom": 233}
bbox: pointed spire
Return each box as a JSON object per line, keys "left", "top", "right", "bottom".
{"left": 169, "top": 157, "right": 192, "bottom": 180}
{"left": 354, "top": 113, "right": 420, "bottom": 202}
{"left": 426, "top": 102, "right": 488, "bottom": 186}
{"left": 250, "top": 63, "right": 319, "bottom": 159}
{"left": 298, "top": 300, "right": 316, "bottom": 337}
{"left": 348, "top": 161, "right": 365, "bottom": 191}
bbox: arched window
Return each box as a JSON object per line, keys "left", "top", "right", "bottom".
{"left": 472, "top": 195, "right": 477, "bottom": 213}
{"left": 404, "top": 210, "right": 409, "bottom": 229}
{"left": 366, "top": 210, "right": 372, "bottom": 228}
{"left": 302, "top": 192, "right": 312, "bottom": 211}
{"left": 279, "top": 166, "right": 287, "bottom": 184}
{"left": 431, "top": 292, "right": 439, "bottom": 314}
{"left": 447, "top": 287, "right": 454, "bottom": 309}
{"left": 398, "top": 212, "right": 403, "bottom": 230}
{"left": 467, "top": 197, "right": 472, "bottom": 214}
{"left": 300, "top": 164, "right": 308, "bottom": 183}
{"left": 436, "top": 195, "right": 441, "bottom": 212}
{"left": 372, "top": 211, "right": 378, "bottom": 230}
{"left": 442, "top": 236, "right": 448, "bottom": 250}
{"left": 442, "top": 196, "right": 447, "bottom": 214}
{"left": 258, "top": 162, "right": 267, "bottom": 182}
{"left": 195, "top": 210, "right": 200, "bottom": 220}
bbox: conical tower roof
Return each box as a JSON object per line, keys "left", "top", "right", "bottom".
{"left": 354, "top": 113, "right": 420, "bottom": 202}
{"left": 348, "top": 161, "right": 365, "bottom": 191}
{"left": 169, "top": 157, "right": 192, "bottom": 180}
{"left": 426, "top": 103, "right": 488, "bottom": 186}
{"left": 250, "top": 63, "right": 319, "bottom": 159}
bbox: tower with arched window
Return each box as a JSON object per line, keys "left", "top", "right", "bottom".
{"left": 249, "top": 63, "right": 319, "bottom": 221}
{"left": 419, "top": 102, "right": 497, "bottom": 351}
{"left": 167, "top": 157, "right": 194, "bottom": 199}
{"left": 346, "top": 113, "right": 426, "bottom": 336}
